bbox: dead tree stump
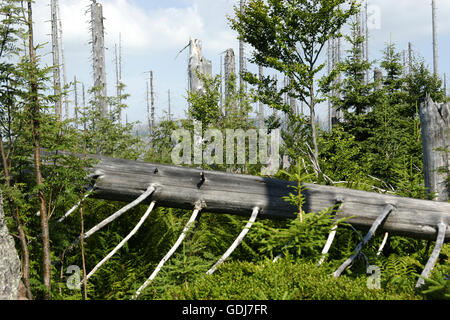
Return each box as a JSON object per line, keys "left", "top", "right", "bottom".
{"left": 420, "top": 95, "right": 450, "bottom": 201}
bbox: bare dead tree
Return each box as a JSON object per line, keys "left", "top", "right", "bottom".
{"left": 220, "top": 54, "right": 223, "bottom": 113}
{"left": 82, "top": 82, "right": 87, "bottom": 135}
{"left": 258, "top": 65, "right": 264, "bottom": 128}
{"left": 56, "top": 0, "right": 69, "bottom": 120}
{"left": 51, "top": 0, "right": 61, "bottom": 121}
{"left": 114, "top": 33, "right": 123, "bottom": 123}
{"left": 224, "top": 48, "right": 236, "bottom": 115}
{"left": 150, "top": 71, "right": 155, "bottom": 134}
{"left": 364, "top": 1, "right": 369, "bottom": 84}
{"left": 74, "top": 76, "right": 78, "bottom": 123}
{"left": 90, "top": 0, "right": 107, "bottom": 117}
{"left": 168, "top": 89, "right": 171, "bottom": 121}
{"left": 408, "top": 42, "right": 413, "bottom": 75}
{"left": 420, "top": 96, "right": 449, "bottom": 201}
{"left": 146, "top": 79, "right": 150, "bottom": 134}
{"left": 432, "top": 0, "right": 438, "bottom": 77}
{"left": 444, "top": 73, "right": 447, "bottom": 97}
{"left": 239, "top": 0, "right": 246, "bottom": 112}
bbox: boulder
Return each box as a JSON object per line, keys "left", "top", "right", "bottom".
{"left": 0, "top": 189, "right": 21, "bottom": 300}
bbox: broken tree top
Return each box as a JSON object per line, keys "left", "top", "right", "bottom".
{"left": 84, "top": 155, "right": 450, "bottom": 241}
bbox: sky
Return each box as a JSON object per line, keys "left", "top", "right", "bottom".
{"left": 32, "top": 0, "right": 450, "bottom": 126}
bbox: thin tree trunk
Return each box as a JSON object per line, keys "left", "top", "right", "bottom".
{"left": 91, "top": 1, "right": 107, "bottom": 117}
{"left": 50, "top": 0, "right": 61, "bottom": 121}
{"left": 56, "top": 0, "right": 68, "bottom": 120}
{"left": 150, "top": 71, "right": 155, "bottom": 133}
{"left": 26, "top": 0, "right": 51, "bottom": 299}
{"left": 432, "top": 0, "right": 438, "bottom": 77}
{"left": 309, "top": 86, "right": 320, "bottom": 177}
{"left": 258, "top": 65, "right": 264, "bottom": 128}
{"left": 74, "top": 76, "right": 78, "bottom": 123}
{"left": 114, "top": 41, "right": 122, "bottom": 123}
{"left": 239, "top": 0, "right": 245, "bottom": 115}
{"left": 146, "top": 79, "right": 150, "bottom": 134}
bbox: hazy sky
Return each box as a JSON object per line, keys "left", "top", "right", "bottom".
{"left": 32, "top": 0, "right": 450, "bottom": 125}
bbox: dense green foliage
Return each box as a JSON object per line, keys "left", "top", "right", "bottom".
{"left": 0, "top": 0, "right": 448, "bottom": 301}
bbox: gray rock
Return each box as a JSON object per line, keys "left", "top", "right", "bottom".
{"left": 0, "top": 189, "right": 21, "bottom": 300}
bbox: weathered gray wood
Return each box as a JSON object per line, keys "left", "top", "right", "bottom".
{"left": 333, "top": 204, "right": 395, "bottom": 277}
{"left": 415, "top": 222, "right": 447, "bottom": 288}
{"left": 432, "top": 0, "right": 438, "bottom": 77}
{"left": 258, "top": 65, "right": 264, "bottom": 128}
{"left": 51, "top": 0, "right": 61, "bottom": 120}
{"left": 188, "top": 38, "right": 212, "bottom": 94}
{"left": 91, "top": 1, "right": 107, "bottom": 117}
{"left": 56, "top": 0, "right": 68, "bottom": 120}
{"left": 84, "top": 155, "right": 450, "bottom": 241}
{"left": 224, "top": 48, "right": 237, "bottom": 114}
{"left": 420, "top": 96, "right": 450, "bottom": 201}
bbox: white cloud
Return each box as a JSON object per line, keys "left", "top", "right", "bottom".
{"left": 102, "top": 0, "right": 205, "bottom": 51}
{"left": 369, "top": 0, "right": 450, "bottom": 44}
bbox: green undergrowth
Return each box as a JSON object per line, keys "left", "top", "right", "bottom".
{"left": 141, "top": 258, "right": 422, "bottom": 300}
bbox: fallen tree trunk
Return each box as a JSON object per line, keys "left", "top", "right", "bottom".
{"left": 85, "top": 155, "right": 450, "bottom": 241}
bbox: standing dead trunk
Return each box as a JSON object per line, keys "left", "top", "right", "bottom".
{"left": 224, "top": 48, "right": 236, "bottom": 115}
{"left": 150, "top": 71, "right": 155, "bottom": 134}
{"left": 432, "top": 0, "right": 438, "bottom": 77}
{"left": 239, "top": 0, "right": 246, "bottom": 115}
{"left": 50, "top": 0, "right": 61, "bottom": 121}
{"left": 258, "top": 65, "right": 264, "bottom": 128}
{"left": 91, "top": 1, "right": 107, "bottom": 117}
{"left": 74, "top": 76, "right": 78, "bottom": 123}
{"left": 114, "top": 38, "right": 122, "bottom": 123}
{"left": 56, "top": 0, "right": 68, "bottom": 120}
{"left": 420, "top": 95, "right": 450, "bottom": 201}
{"left": 168, "top": 89, "right": 171, "bottom": 121}
{"left": 146, "top": 78, "right": 150, "bottom": 135}
{"left": 309, "top": 85, "right": 320, "bottom": 177}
